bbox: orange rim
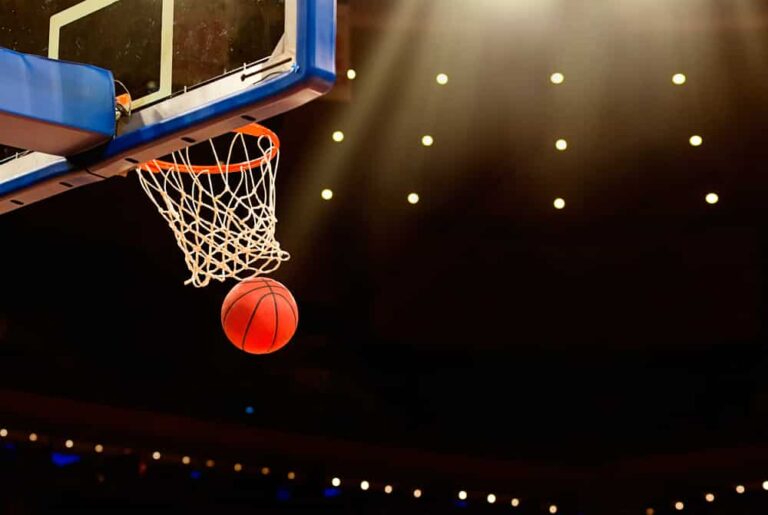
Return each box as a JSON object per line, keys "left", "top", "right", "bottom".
{"left": 141, "top": 123, "right": 280, "bottom": 174}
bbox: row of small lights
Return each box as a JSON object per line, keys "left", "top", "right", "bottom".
{"left": 5, "top": 427, "right": 768, "bottom": 513}
{"left": 2, "top": 426, "right": 559, "bottom": 512}
{"left": 328, "top": 70, "right": 717, "bottom": 211}
{"left": 329, "top": 476, "right": 554, "bottom": 512}
{"left": 0, "top": 427, "right": 289, "bottom": 478}
{"left": 661, "top": 482, "right": 768, "bottom": 513}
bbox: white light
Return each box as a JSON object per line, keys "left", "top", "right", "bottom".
{"left": 511, "top": 498, "right": 520, "bottom": 507}
{"left": 436, "top": 73, "right": 449, "bottom": 85}
{"left": 689, "top": 135, "right": 703, "bottom": 147}
{"left": 331, "top": 477, "right": 341, "bottom": 487}
{"left": 181, "top": 456, "right": 190, "bottom": 465}
{"left": 152, "top": 451, "right": 161, "bottom": 460}
{"left": 672, "top": 73, "right": 687, "bottom": 85}
{"left": 549, "top": 504, "right": 558, "bottom": 514}
{"left": 94, "top": 444, "right": 104, "bottom": 453}
{"left": 705, "top": 192, "right": 719, "bottom": 205}
{"left": 763, "top": 481, "right": 768, "bottom": 491}
{"left": 736, "top": 485, "right": 745, "bottom": 494}
{"left": 421, "top": 135, "right": 434, "bottom": 147}
{"left": 234, "top": 463, "right": 243, "bottom": 472}
{"left": 0, "top": 428, "right": 7, "bottom": 438}
{"left": 705, "top": 493, "right": 715, "bottom": 502}
{"left": 413, "top": 488, "right": 422, "bottom": 498}
{"left": 554, "top": 198, "right": 566, "bottom": 210}
{"left": 487, "top": 493, "right": 496, "bottom": 504}
{"left": 555, "top": 139, "right": 568, "bottom": 151}
{"left": 28, "top": 433, "right": 38, "bottom": 442}
{"left": 408, "top": 193, "right": 420, "bottom": 205}
{"left": 550, "top": 72, "right": 565, "bottom": 85}
{"left": 347, "top": 69, "right": 357, "bottom": 80}
{"left": 332, "top": 130, "right": 345, "bottom": 143}
{"left": 674, "top": 501, "right": 684, "bottom": 511}
{"left": 321, "top": 188, "right": 334, "bottom": 200}
{"left": 65, "top": 439, "right": 74, "bottom": 449}
{"left": 384, "top": 485, "right": 393, "bottom": 494}
{"left": 360, "top": 480, "right": 370, "bottom": 491}
{"left": 458, "top": 491, "right": 468, "bottom": 500}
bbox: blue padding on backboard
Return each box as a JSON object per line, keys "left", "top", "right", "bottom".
{"left": 0, "top": 48, "right": 115, "bottom": 155}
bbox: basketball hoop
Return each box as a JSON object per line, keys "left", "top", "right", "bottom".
{"left": 136, "top": 124, "right": 289, "bottom": 288}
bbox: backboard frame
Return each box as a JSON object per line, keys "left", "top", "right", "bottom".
{"left": 0, "top": 0, "right": 336, "bottom": 214}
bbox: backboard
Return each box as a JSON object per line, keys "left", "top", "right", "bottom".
{"left": 0, "top": 0, "right": 336, "bottom": 213}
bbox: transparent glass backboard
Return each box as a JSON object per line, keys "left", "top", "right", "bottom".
{"left": 0, "top": 0, "right": 336, "bottom": 213}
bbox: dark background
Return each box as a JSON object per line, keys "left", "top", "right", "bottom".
{"left": 3, "top": 0, "right": 768, "bottom": 513}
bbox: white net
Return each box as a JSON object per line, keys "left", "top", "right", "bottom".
{"left": 136, "top": 124, "right": 289, "bottom": 287}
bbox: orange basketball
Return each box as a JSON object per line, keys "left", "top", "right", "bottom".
{"left": 221, "top": 278, "right": 299, "bottom": 354}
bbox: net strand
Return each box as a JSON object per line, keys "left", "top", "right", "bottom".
{"left": 136, "top": 131, "right": 289, "bottom": 287}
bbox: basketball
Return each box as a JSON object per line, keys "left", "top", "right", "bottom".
{"left": 221, "top": 278, "right": 299, "bottom": 355}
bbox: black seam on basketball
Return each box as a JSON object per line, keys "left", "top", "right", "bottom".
{"left": 271, "top": 293, "right": 298, "bottom": 325}
{"left": 267, "top": 281, "right": 279, "bottom": 352}
{"left": 221, "top": 280, "right": 271, "bottom": 324}
{"left": 241, "top": 294, "right": 271, "bottom": 352}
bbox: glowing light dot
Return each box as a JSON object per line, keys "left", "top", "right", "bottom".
{"left": 487, "top": 493, "right": 496, "bottom": 504}
{"left": 458, "top": 491, "right": 468, "bottom": 500}
{"left": 550, "top": 72, "right": 565, "bottom": 84}
{"left": 346, "top": 69, "right": 357, "bottom": 80}
{"left": 360, "top": 480, "right": 370, "bottom": 490}
{"left": 261, "top": 467, "right": 271, "bottom": 476}
{"left": 421, "top": 135, "right": 434, "bottom": 147}
{"left": 29, "top": 433, "right": 38, "bottom": 442}
{"left": 321, "top": 188, "right": 333, "bottom": 200}
{"left": 689, "top": 135, "right": 703, "bottom": 147}
{"left": 549, "top": 505, "right": 558, "bottom": 514}
{"left": 413, "top": 489, "right": 422, "bottom": 498}
{"left": 332, "top": 131, "right": 345, "bottom": 142}
{"left": 287, "top": 471, "right": 296, "bottom": 480}
{"left": 705, "top": 493, "right": 715, "bottom": 502}
{"left": 646, "top": 509, "right": 655, "bottom": 515}
{"left": 205, "top": 459, "right": 215, "bottom": 468}
{"left": 555, "top": 139, "right": 568, "bottom": 151}
{"left": 736, "top": 485, "right": 745, "bottom": 494}
{"left": 234, "top": 463, "right": 243, "bottom": 472}
{"left": 152, "top": 451, "right": 161, "bottom": 460}
{"left": 0, "top": 429, "right": 7, "bottom": 438}
{"left": 706, "top": 192, "right": 719, "bottom": 204}
{"left": 511, "top": 498, "right": 520, "bottom": 507}
{"left": 554, "top": 198, "right": 566, "bottom": 210}
{"left": 181, "top": 456, "right": 190, "bottom": 465}
{"left": 384, "top": 484, "right": 393, "bottom": 494}
{"left": 65, "top": 439, "right": 74, "bottom": 448}
{"left": 407, "top": 193, "right": 420, "bottom": 205}
{"left": 331, "top": 477, "right": 341, "bottom": 487}
{"left": 436, "top": 73, "right": 449, "bottom": 85}
{"left": 672, "top": 73, "right": 687, "bottom": 85}
{"left": 763, "top": 481, "right": 768, "bottom": 491}
{"left": 94, "top": 444, "right": 103, "bottom": 453}
{"left": 674, "top": 501, "right": 684, "bottom": 511}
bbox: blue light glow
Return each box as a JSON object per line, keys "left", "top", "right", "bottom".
{"left": 51, "top": 452, "right": 81, "bottom": 467}
{"left": 323, "top": 487, "right": 342, "bottom": 498}
{"left": 190, "top": 470, "right": 202, "bottom": 480}
{"left": 276, "top": 487, "right": 291, "bottom": 501}
{"left": 245, "top": 406, "right": 255, "bottom": 415}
